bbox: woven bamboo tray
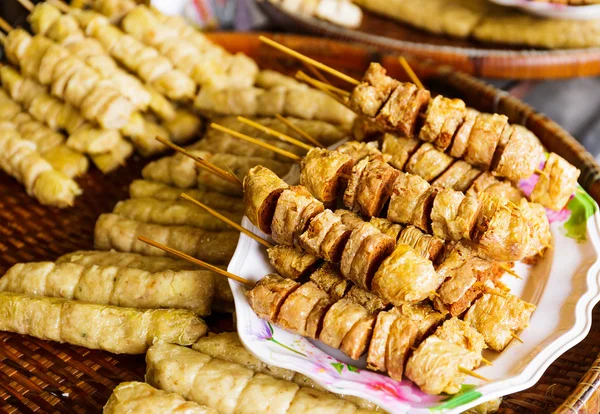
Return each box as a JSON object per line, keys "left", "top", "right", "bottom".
{"left": 258, "top": 2, "right": 600, "bottom": 80}
{"left": 1, "top": 33, "right": 600, "bottom": 413}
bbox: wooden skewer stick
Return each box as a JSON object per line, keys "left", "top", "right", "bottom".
{"left": 210, "top": 123, "right": 302, "bottom": 162}
{"left": 236, "top": 116, "right": 313, "bottom": 151}
{"left": 138, "top": 235, "right": 255, "bottom": 288}
{"left": 499, "top": 264, "right": 523, "bottom": 280}
{"left": 511, "top": 332, "right": 524, "bottom": 343}
{"left": 48, "top": 0, "right": 71, "bottom": 12}
{"left": 259, "top": 35, "right": 360, "bottom": 86}
{"left": 481, "top": 358, "right": 493, "bottom": 366}
{"left": 275, "top": 114, "right": 325, "bottom": 148}
{"left": 459, "top": 367, "right": 490, "bottom": 382}
{"left": 0, "top": 16, "right": 14, "bottom": 32}
{"left": 534, "top": 168, "right": 547, "bottom": 177}
{"left": 0, "top": 31, "right": 6, "bottom": 43}
{"left": 15, "top": 0, "right": 34, "bottom": 12}
{"left": 398, "top": 56, "right": 425, "bottom": 90}
{"left": 295, "top": 71, "right": 347, "bottom": 105}
{"left": 155, "top": 136, "right": 242, "bottom": 187}
{"left": 430, "top": 291, "right": 441, "bottom": 299}
{"left": 302, "top": 61, "right": 331, "bottom": 86}
{"left": 181, "top": 193, "right": 274, "bottom": 249}
{"left": 296, "top": 71, "right": 350, "bottom": 97}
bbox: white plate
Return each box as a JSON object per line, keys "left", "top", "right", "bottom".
{"left": 228, "top": 181, "right": 600, "bottom": 413}
{"left": 490, "top": 0, "right": 600, "bottom": 20}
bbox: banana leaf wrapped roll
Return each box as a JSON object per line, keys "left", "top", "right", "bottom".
{"left": 0, "top": 262, "right": 215, "bottom": 315}
{"left": 0, "top": 292, "right": 207, "bottom": 354}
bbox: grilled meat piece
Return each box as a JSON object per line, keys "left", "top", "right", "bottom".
{"left": 246, "top": 274, "right": 299, "bottom": 322}
{"left": 349, "top": 63, "right": 399, "bottom": 117}
{"left": 530, "top": 152, "right": 580, "bottom": 211}
{"left": 464, "top": 290, "right": 536, "bottom": 351}
{"left": 353, "top": 159, "right": 400, "bottom": 217}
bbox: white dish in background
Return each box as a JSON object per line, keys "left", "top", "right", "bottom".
{"left": 490, "top": 0, "right": 600, "bottom": 20}
{"left": 227, "top": 175, "right": 600, "bottom": 412}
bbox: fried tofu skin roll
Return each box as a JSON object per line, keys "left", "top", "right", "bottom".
{"left": 530, "top": 152, "right": 580, "bottom": 211}
{"left": 243, "top": 165, "right": 289, "bottom": 234}
{"left": 267, "top": 245, "right": 321, "bottom": 281}
{"left": 193, "top": 332, "right": 380, "bottom": 411}
{"left": 371, "top": 243, "right": 442, "bottom": 305}
{"left": 113, "top": 198, "right": 243, "bottom": 231}
{"left": 146, "top": 343, "right": 377, "bottom": 414}
{"left": 129, "top": 180, "right": 243, "bottom": 211}
{"left": 464, "top": 290, "right": 536, "bottom": 352}
{"left": 0, "top": 262, "right": 214, "bottom": 315}
{"left": 94, "top": 214, "right": 238, "bottom": 264}
{"left": 57, "top": 250, "right": 233, "bottom": 313}
{"left": 103, "top": 382, "right": 217, "bottom": 414}
{"left": 405, "top": 336, "right": 480, "bottom": 395}
{"left": 0, "top": 292, "right": 206, "bottom": 354}
{"left": 301, "top": 148, "right": 353, "bottom": 205}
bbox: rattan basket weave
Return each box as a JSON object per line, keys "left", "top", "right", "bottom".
{"left": 1, "top": 33, "right": 599, "bottom": 413}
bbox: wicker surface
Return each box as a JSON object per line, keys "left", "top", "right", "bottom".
{"left": 258, "top": 2, "right": 600, "bottom": 80}
{"left": 1, "top": 33, "right": 600, "bottom": 413}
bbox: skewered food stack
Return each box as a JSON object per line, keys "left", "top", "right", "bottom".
{"left": 0, "top": 122, "right": 81, "bottom": 207}
{"left": 346, "top": 63, "right": 579, "bottom": 211}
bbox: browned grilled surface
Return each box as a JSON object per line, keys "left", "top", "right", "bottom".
{"left": 0, "top": 32, "right": 598, "bottom": 413}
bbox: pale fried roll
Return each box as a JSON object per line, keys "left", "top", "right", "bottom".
{"left": 387, "top": 172, "right": 432, "bottom": 232}
{"left": 301, "top": 148, "right": 353, "bottom": 205}
{"left": 419, "top": 95, "right": 466, "bottom": 150}
{"left": 129, "top": 180, "right": 244, "bottom": 211}
{"left": 350, "top": 63, "right": 399, "bottom": 118}
{"left": 94, "top": 214, "right": 238, "bottom": 264}
{"left": 405, "top": 336, "right": 480, "bottom": 395}
{"left": 530, "top": 152, "right": 580, "bottom": 211}
{"left": 299, "top": 210, "right": 351, "bottom": 262}
{"left": 309, "top": 263, "right": 350, "bottom": 301}
{"left": 319, "top": 298, "right": 368, "bottom": 349}
{"left": 56, "top": 250, "right": 233, "bottom": 312}
{"left": 381, "top": 133, "right": 420, "bottom": 171}
{"left": 0, "top": 262, "right": 214, "bottom": 315}
{"left": 67, "top": 126, "right": 121, "bottom": 155}
{"left": 164, "top": 109, "right": 203, "bottom": 144}
{"left": 449, "top": 108, "right": 479, "bottom": 159}
{"left": 371, "top": 243, "right": 442, "bottom": 305}
{"left": 464, "top": 290, "right": 536, "bottom": 352}
{"left": 90, "top": 138, "right": 134, "bottom": 174}
{"left": 104, "top": 381, "right": 216, "bottom": 414}
{"left": 464, "top": 113, "right": 508, "bottom": 170}
{"left": 433, "top": 161, "right": 482, "bottom": 193}
{"left": 435, "top": 318, "right": 486, "bottom": 364}
{"left": 41, "top": 145, "right": 90, "bottom": 178}
{"left": 405, "top": 143, "right": 454, "bottom": 183}
{"left": 195, "top": 86, "right": 356, "bottom": 125}
{"left": 493, "top": 125, "right": 544, "bottom": 183}
{"left": 243, "top": 165, "right": 289, "bottom": 233}
{"left": 376, "top": 83, "right": 430, "bottom": 137}
{"left": 395, "top": 302, "right": 444, "bottom": 338}
{"left": 366, "top": 310, "right": 398, "bottom": 372}
{"left": 431, "top": 188, "right": 480, "bottom": 241}
{"left": 466, "top": 171, "right": 523, "bottom": 204}
{"left": 352, "top": 159, "right": 399, "bottom": 217}
{"left": 267, "top": 245, "right": 321, "bottom": 281}
{"left": 113, "top": 198, "right": 242, "bottom": 231}
{"left": 121, "top": 113, "right": 171, "bottom": 157}
{"left": 0, "top": 292, "right": 206, "bottom": 354}
{"left": 335, "top": 141, "right": 386, "bottom": 163}
{"left": 277, "top": 282, "right": 330, "bottom": 336}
